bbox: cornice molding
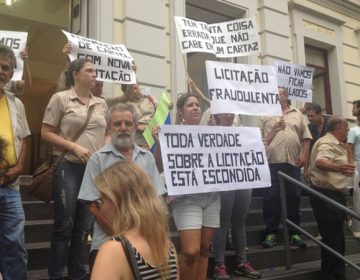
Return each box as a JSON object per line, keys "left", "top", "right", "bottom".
{"left": 307, "top": 0, "right": 360, "bottom": 20}
{"left": 290, "top": 1, "right": 346, "bottom": 25}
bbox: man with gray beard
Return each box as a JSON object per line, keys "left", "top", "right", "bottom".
{"left": 78, "top": 103, "right": 165, "bottom": 271}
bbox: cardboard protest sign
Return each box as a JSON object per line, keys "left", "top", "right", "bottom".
{"left": 62, "top": 30, "right": 136, "bottom": 84}
{"left": 0, "top": 30, "right": 28, "bottom": 80}
{"left": 274, "top": 61, "right": 314, "bottom": 102}
{"left": 206, "top": 60, "right": 282, "bottom": 116}
{"left": 174, "top": 16, "right": 260, "bottom": 58}
{"left": 159, "top": 125, "right": 271, "bottom": 195}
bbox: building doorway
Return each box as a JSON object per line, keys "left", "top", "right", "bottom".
{"left": 305, "top": 45, "right": 332, "bottom": 114}
{"left": 0, "top": 0, "right": 71, "bottom": 172}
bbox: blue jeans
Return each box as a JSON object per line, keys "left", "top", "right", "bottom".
{"left": 263, "top": 163, "right": 301, "bottom": 235}
{"left": 0, "top": 187, "right": 28, "bottom": 280}
{"left": 49, "top": 159, "right": 92, "bottom": 280}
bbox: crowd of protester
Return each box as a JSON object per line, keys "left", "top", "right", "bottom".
{"left": 0, "top": 41, "right": 359, "bottom": 280}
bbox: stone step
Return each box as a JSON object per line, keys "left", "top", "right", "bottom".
{"left": 253, "top": 253, "right": 360, "bottom": 280}
{"left": 249, "top": 195, "right": 313, "bottom": 211}
{"left": 23, "top": 186, "right": 357, "bottom": 278}
{"left": 28, "top": 269, "right": 48, "bottom": 280}
{"left": 246, "top": 207, "right": 315, "bottom": 226}
{"left": 26, "top": 242, "right": 50, "bottom": 271}
{"left": 245, "top": 222, "right": 319, "bottom": 246}
{"left": 26, "top": 242, "right": 90, "bottom": 271}
{"left": 25, "top": 235, "right": 360, "bottom": 276}
{"left": 23, "top": 220, "right": 323, "bottom": 255}
{"left": 20, "top": 186, "right": 45, "bottom": 202}
{"left": 23, "top": 201, "right": 53, "bottom": 220}
{"left": 207, "top": 237, "right": 360, "bottom": 278}
{"left": 23, "top": 214, "right": 339, "bottom": 247}
{"left": 218, "top": 258, "right": 351, "bottom": 280}
{"left": 20, "top": 188, "right": 315, "bottom": 214}
{"left": 30, "top": 256, "right": 360, "bottom": 280}
{"left": 23, "top": 210, "right": 318, "bottom": 245}
{"left": 25, "top": 220, "right": 53, "bottom": 243}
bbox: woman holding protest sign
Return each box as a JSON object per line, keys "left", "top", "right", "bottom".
{"left": 41, "top": 58, "right": 107, "bottom": 279}
{"left": 153, "top": 92, "right": 220, "bottom": 280}
{"left": 209, "top": 113, "right": 261, "bottom": 279}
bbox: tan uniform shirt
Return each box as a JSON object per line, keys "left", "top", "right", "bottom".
{"left": 310, "top": 132, "right": 348, "bottom": 191}
{"left": 127, "top": 95, "right": 157, "bottom": 148}
{"left": 43, "top": 87, "right": 107, "bottom": 163}
{"left": 200, "top": 108, "right": 242, "bottom": 126}
{"left": 127, "top": 95, "right": 157, "bottom": 125}
{"left": 261, "top": 106, "right": 312, "bottom": 166}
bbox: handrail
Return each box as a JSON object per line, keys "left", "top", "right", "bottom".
{"left": 278, "top": 171, "right": 360, "bottom": 273}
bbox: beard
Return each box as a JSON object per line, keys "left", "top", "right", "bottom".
{"left": 111, "top": 130, "right": 135, "bottom": 149}
{"left": 0, "top": 76, "right": 7, "bottom": 90}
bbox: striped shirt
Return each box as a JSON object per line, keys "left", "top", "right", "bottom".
{"left": 132, "top": 244, "right": 178, "bottom": 280}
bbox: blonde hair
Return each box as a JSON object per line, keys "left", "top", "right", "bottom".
{"left": 95, "top": 161, "right": 170, "bottom": 279}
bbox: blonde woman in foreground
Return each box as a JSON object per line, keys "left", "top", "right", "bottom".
{"left": 91, "top": 161, "right": 179, "bottom": 280}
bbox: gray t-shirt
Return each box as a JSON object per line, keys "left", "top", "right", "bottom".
{"left": 78, "top": 142, "right": 166, "bottom": 251}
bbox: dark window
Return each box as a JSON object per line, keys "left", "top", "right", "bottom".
{"left": 305, "top": 45, "right": 332, "bottom": 114}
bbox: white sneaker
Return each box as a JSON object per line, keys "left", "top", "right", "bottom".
{"left": 315, "top": 233, "right": 322, "bottom": 240}
{"left": 345, "top": 219, "right": 352, "bottom": 230}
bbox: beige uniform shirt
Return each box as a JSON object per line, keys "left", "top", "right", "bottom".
{"left": 127, "top": 95, "right": 157, "bottom": 125}
{"left": 43, "top": 87, "right": 107, "bottom": 163}
{"left": 127, "top": 95, "right": 157, "bottom": 148}
{"left": 200, "top": 108, "right": 242, "bottom": 126}
{"left": 261, "top": 106, "right": 312, "bottom": 165}
{"left": 310, "top": 132, "right": 348, "bottom": 191}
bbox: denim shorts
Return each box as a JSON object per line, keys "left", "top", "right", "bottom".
{"left": 171, "top": 192, "right": 220, "bottom": 230}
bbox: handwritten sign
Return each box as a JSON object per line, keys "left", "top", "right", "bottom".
{"left": 274, "top": 61, "right": 314, "bottom": 102}
{"left": 62, "top": 30, "right": 136, "bottom": 84}
{"left": 175, "top": 16, "right": 260, "bottom": 57}
{"left": 0, "top": 30, "right": 28, "bottom": 80}
{"left": 206, "top": 60, "right": 281, "bottom": 116}
{"left": 159, "top": 125, "right": 271, "bottom": 195}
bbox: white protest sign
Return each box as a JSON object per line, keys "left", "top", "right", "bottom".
{"left": 62, "top": 30, "right": 136, "bottom": 84}
{"left": 206, "top": 60, "right": 282, "bottom": 116}
{"left": 0, "top": 31, "right": 28, "bottom": 80}
{"left": 159, "top": 125, "right": 271, "bottom": 195}
{"left": 174, "top": 16, "right": 260, "bottom": 58}
{"left": 274, "top": 61, "right": 314, "bottom": 102}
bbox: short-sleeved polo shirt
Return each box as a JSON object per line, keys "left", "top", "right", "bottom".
{"left": 78, "top": 142, "right": 166, "bottom": 251}
{"left": 261, "top": 106, "right": 312, "bottom": 165}
{"left": 310, "top": 132, "right": 348, "bottom": 191}
{"left": 42, "top": 87, "right": 107, "bottom": 163}
{"left": 348, "top": 125, "right": 360, "bottom": 162}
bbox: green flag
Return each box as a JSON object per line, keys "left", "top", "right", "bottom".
{"left": 143, "top": 92, "right": 171, "bottom": 148}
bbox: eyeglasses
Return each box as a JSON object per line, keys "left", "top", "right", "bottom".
{"left": 94, "top": 198, "right": 104, "bottom": 209}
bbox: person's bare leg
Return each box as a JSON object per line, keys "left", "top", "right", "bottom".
{"left": 196, "top": 227, "right": 216, "bottom": 279}
{"left": 178, "top": 229, "right": 201, "bottom": 280}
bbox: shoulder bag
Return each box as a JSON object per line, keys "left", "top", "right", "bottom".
{"left": 25, "top": 105, "right": 95, "bottom": 202}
